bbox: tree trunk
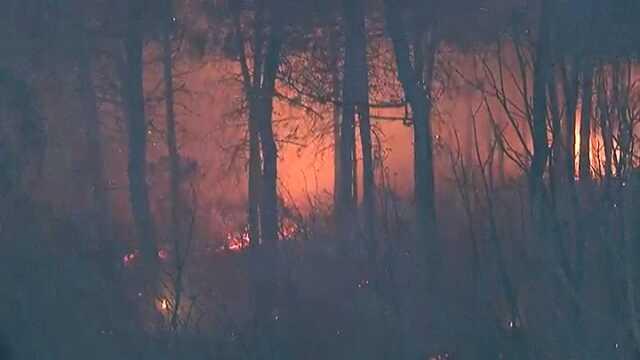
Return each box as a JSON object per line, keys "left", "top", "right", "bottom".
{"left": 597, "top": 67, "right": 613, "bottom": 185}
{"left": 161, "top": 0, "right": 184, "bottom": 331}
{"left": 561, "top": 57, "right": 579, "bottom": 181}
{"left": 579, "top": 61, "right": 594, "bottom": 180}
{"left": 529, "top": 0, "right": 551, "bottom": 202}
{"left": 383, "top": 0, "right": 437, "bottom": 262}
{"left": 232, "top": 0, "right": 262, "bottom": 247}
{"left": 330, "top": 28, "right": 342, "bottom": 225}
{"left": 254, "top": 6, "right": 283, "bottom": 358}
{"left": 121, "top": 3, "right": 157, "bottom": 267}
{"left": 258, "top": 22, "right": 281, "bottom": 248}
{"left": 248, "top": 102, "right": 262, "bottom": 246}
{"left": 338, "top": 1, "right": 357, "bottom": 249}
{"left": 346, "top": 0, "right": 376, "bottom": 272}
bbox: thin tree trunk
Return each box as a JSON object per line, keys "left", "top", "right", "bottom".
{"left": 597, "top": 67, "right": 613, "bottom": 185}
{"left": 330, "top": 28, "right": 342, "bottom": 222}
{"left": 579, "top": 61, "right": 594, "bottom": 180}
{"left": 161, "top": 0, "right": 183, "bottom": 332}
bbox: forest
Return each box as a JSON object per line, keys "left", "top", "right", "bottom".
{"left": 2, "top": 0, "right": 640, "bottom": 359}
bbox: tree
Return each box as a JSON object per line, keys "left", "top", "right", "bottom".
{"left": 117, "top": 0, "right": 158, "bottom": 269}
{"left": 230, "top": 1, "right": 287, "bottom": 356}
{"left": 337, "top": 0, "right": 375, "bottom": 263}
{"left": 160, "top": 0, "right": 185, "bottom": 332}
{"left": 346, "top": 0, "right": 376, "bottom": 270}
{"left": 383, "top": 0, "right": 438, "bottom": 267}
{"left": 529, "top": 0, "right": 551, "bottom": 202}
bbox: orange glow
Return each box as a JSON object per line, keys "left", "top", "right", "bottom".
{"left": 158, "top": 298, "right": 170, "bottom": 313}
{"left": 223, "top": 226, "right": 250, "bottom": 252}
{"left": 574, "top": 111, "right": 621, "bottom": 179}
{"left": 221, "top": 219, "right": 301, "bottom": 252}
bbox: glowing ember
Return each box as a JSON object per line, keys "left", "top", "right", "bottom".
{"left": 279, "top": 219, "right": 300, "bottom": 240}
{"left": 122, "top": 251, "right": 138, "bottom": 267}
{"left": 221, "top": 221, "right": 302, "bottom": 252}
{"left": 428, "top": 352, "right": 451, "bottom": 360}
{"left": 158, "top": 298, "right": 170, "bottom": 312}
{"left": 158, "top": 248, "right": 169, "bottom": 260}
{"left": 223, "top": 226, "right": 251, "bottom": 252}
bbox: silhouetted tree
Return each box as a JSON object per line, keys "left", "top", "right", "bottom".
{"left": 117, "top": 0, "right": 158, "bottom": 267}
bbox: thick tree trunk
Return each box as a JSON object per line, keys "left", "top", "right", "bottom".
{"left": 343, "top": 0, "right": 375, "bottom": 266}
{"left": 248, "top": 104, "right": 262, "bottom": 247}
{"left": 258, "top": 25, "right": 281, "bottom": 248}
{"left": 338, "top": 1, "right": 357, "bottom": 248}
{"left": 253, "top": 7, "right": 283, "bottom": 358}
{"left": 529, "top": 0, "right": 551, "bottom": 202}
{"left": 232, "top": 1, "right": 262, "bottom": 247}
{"left": 346, "top": 0, "right": 377, "bottom": 275}
{"left": 383, "top": 0, "right": 437, "bottom": 260}
{"left": 548, "top": 71, "right": 564, "bottom": 189}
{"left": 561, "top": 57, "right": 579, "bottom": 181}
{"left": 122, "top": 5, "right": 157, "bottom": 267}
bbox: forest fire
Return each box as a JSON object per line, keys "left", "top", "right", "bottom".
{"left": 4, "top": 0, "right": 640, "bottom": 359}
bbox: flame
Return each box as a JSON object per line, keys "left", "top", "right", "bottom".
{"left": 279, "top": 218, "right": 300, "bottom": 240}
{"left": 574, "top": 113, "right": 622, "bottom": 179}
{"left": 223, "top": 225, "right": 251, "bottom": 252}
{"left": 123, "top": 249, "right": 169, "bottom": 266}
{"left": 123, "top": 251, "right": 138, "bottom": 267}
{"left": 158, "top": 248, "right": 169, "bottom": 261}
{"left": 221, "top": 220, "right": 301, "bottom": 252}
{"left": 157, "top": 298, "right": 170, "bottom": 313}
